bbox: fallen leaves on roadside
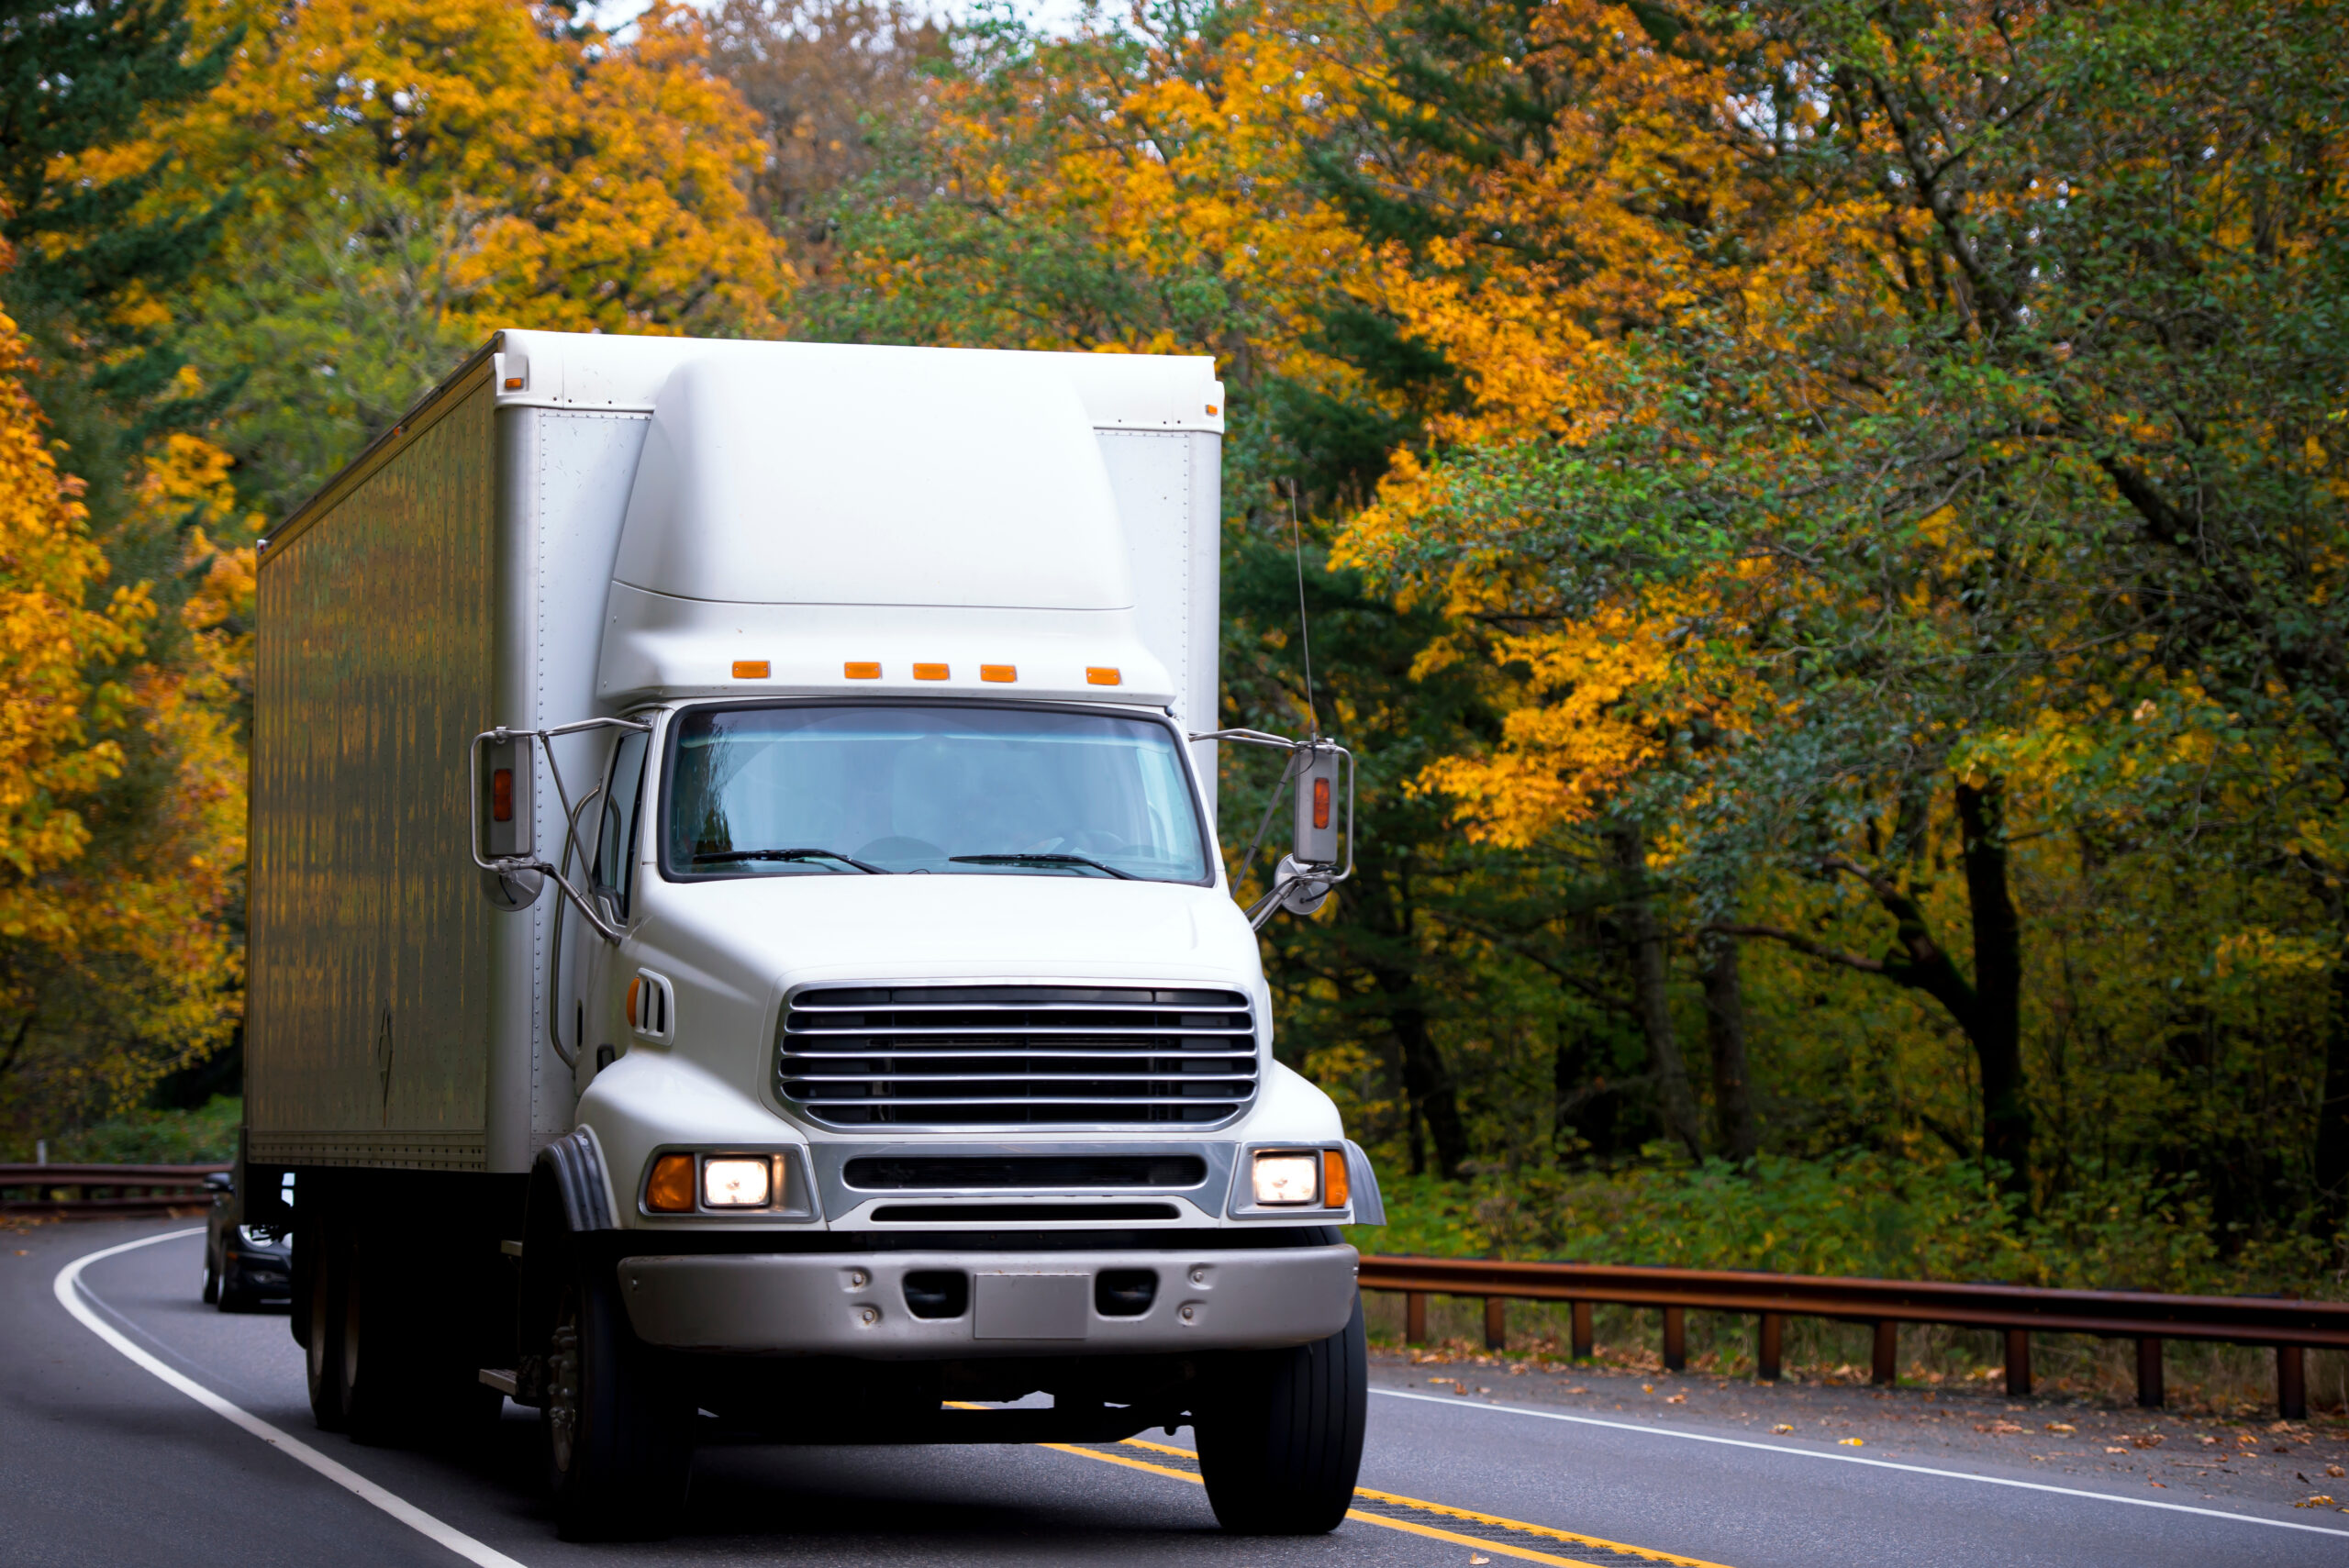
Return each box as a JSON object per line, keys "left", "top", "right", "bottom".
{"left": 2044, "top": 1423, "right": 2076, "bottom": 1435}
{"left": 2327, "top": 1464, "right": 2344, "bottom": 1477}
{"left": 1838, "top": 1438, "right": 1865, "bottom": 1447}
{"left": 1978, "top": 1421, "right": 2025, "bottom": 1435}
{"left": 2295, "top": 1496, "right": 2336, "bottom": 1508}
{"left": 1771, "top": 1424, "right": 1794, "bottom": 1435}
{"left": 1665, "top": 1394, "right": 1687, "bottom": 1405}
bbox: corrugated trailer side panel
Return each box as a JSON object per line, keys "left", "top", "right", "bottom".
{"left": 249, "top": 375, "right": 498, "bottom": 1170}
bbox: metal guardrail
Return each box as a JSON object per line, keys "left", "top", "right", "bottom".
{"left": 1358, "top": 1253, "right": 2343, "bottom": 1419}
{"left": 0, "top": 1162, "right": 228, "bottom": 1218}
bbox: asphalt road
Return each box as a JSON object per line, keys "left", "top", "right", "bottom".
{"left": 6, "top": 1219, "right": 2341, "bottom": 1567}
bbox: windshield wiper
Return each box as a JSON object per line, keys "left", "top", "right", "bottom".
{"left": 948, "top": 852, "right": 1136, "bottom": 880}
{"left": 691, "top": 848, "right": 889, "bottom": 874}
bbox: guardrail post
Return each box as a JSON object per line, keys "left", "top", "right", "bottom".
{"left": 1484, "top": 1297, "right": 1507, "bottom": 1351}
{"left": 2278, "top": 1345, "right": 2306, "bottom": 1420}
{"left": 2134, "top": 1338, "right": 2163, "bottom": 1408}
{"left": 1663, "top": 1307, "right": 1687, "bottom": 1372}
{"left": 1757, "top": 1313, "right": 1783, "bottom": 1381}
{"left": 1871, "top": 1320, "right": 1897, "bottom": 1385}
{"left": 2004, "top": 1329, "right": 2032, "bottom": 1396}
{"left": 1406, "top": 1292, "right": 1428, "bottom": 1347}
{"left": 1571, "top": 1300, "right": 1594, "bottom": 1360}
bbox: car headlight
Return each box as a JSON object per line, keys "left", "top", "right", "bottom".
{"left": 1252, "top": 1151, "right": 1320, "bottom": 1206}
{"left": 702, "top": 1157, "right": 773, "bottom": 1207}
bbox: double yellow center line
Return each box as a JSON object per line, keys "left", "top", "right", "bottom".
{"left": 1042, "top": 1434, "right": 1736, "bottom": 1567}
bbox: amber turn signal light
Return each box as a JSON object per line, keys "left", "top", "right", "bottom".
{"left": 733, "top": 660, "right": 770, "bottom": 679}
{"left": 1321, "top": 1150, "right": 1349, "bottom": 1209}
{"left": 843, "top": 662, "right": 881, "bottom": 679}
{"left": 647, "top": 1153, "right": 696, "bottom": 1213}
{"left": 1085, "top": 667, "right": 1121, "bottom": 686}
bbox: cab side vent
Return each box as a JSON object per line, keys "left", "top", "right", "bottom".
{"left": 777, "top": 985, "right": 1256, "bottom": 1129}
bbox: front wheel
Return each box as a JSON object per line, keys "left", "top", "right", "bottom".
{"left": 544, "top": 1243, "right": 693, "bottom": 1540}
{"left": 1194, "top": 1294, "right": 1367, "bottom": 1534}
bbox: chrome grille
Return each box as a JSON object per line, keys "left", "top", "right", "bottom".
{"left": 777, "top": 985, "right": 1257, "bottom": 1129}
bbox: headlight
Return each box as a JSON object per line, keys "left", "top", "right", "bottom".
{"left": 1252, "top": 1151, "right": 1320, "bottom": 1206}
{"left": 702, "top": 1157, "right": 772, "bottom": 1207}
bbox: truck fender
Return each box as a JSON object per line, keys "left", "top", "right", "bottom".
{"left": 1342, "top": 1141, "right": 1386, "bottom": 1227}
{"left": 537, "top": 1127, "right": 618, "bottom": 1233}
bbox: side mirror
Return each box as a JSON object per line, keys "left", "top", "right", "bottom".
{"left": 1292, "top": 743, "right": 1343, "bottom": 865}
{"left": 471, "top": 731, "right": 544, "bottom": 910}
{"left": 1187, "top": 727, "right": 1356, "bottom": 931}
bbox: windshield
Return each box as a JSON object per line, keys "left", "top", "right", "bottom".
{"left": 662, "top": 704, "right": 1212, "bottom": 884}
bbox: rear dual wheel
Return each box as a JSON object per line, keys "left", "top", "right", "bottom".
{"left": 300, "top": 1213, "right": 498, "bottom": 1442}
{"left": 542, "top": 1240, "right": 694, "bottom": 1540}
{"left": 1195, "top": 1295, "right": 1368, "bottom": 1534}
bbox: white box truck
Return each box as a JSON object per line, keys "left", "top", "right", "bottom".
{"left": 239, "top": 330, "right": 1380, "bottom": 1540}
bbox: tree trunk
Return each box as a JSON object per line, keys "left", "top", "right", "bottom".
{"left": 1376, "top": 964, "right": 1470, "bottom": 1177}
{"left": 1610, "top": 824, "right": 1704, "bottom": 1161}
{"left": 1699, "top": 929, "right": 1758, "bottom": 1164}
{"left": 1954, "top": 780, "right": 2030, "bottom": 1193}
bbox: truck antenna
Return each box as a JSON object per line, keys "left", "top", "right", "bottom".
{"left": 1286, "top": 478, "right": 1320, "bottom": 740}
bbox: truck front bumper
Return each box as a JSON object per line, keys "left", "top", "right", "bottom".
{"left": 616, "top": 1243, "right": 1359, "bottom": 1356}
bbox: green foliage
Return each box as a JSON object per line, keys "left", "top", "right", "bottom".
{"left": 1355, "top": 1150, "right": 2339, "bottom": 1296}
{"left": 32, "top": 1093, "right": 241, "bottom": 1164}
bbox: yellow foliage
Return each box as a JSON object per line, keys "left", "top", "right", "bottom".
{"left": 0, "top": 300, "right": 244, "bottom": 1108}
{"left": 156, "top": 0, "right": 789, "bottom": 337}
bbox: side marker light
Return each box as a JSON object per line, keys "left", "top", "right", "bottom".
{"left": 1085, "top": 667, "right": 1121, "bottom": 686}
{"left": 843, "top": 662, "right": 881, "bottom": 679}
{"left": 733, "top": 660, "right": 771, "bottom": 679}
{"left": 913, "top": 662, "right": 950, "bottom": 681}
{"left": 504, "top": 376, "right": 525, "bottom": 391}
{"left": 980, "top": 664, "right": 1016, "bottom": 683}
{"left": 1313, "top": 776, "right": 1330, "bottom": 830}
{"left": 646, "top": 1153, "right": 696, "bottom": 1213}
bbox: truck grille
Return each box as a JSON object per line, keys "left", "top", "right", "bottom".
{"left": 777, "top": 985, "right": 1258, "bottom": 1128}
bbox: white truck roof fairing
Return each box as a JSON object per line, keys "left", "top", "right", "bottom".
{"left": 596, "top": 350, "right": 1176, "bottom": 706}
{"left": 487, "top": 330, "right": 1226, "bottom": 435}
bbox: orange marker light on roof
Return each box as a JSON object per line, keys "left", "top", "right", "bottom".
{"left": 843, "top": 662, "right": 881, "bottom": 679}
{"left": 1085, "top": 667, "right": 1121, "bottom": 686}
{"left": 913, "top": 662, "right": 950, "bottom": 681}
{"left": 980, "top": 664, "right": 1016, "bottom": 684}
{"left": 733, "top": 660, "right": 770, "bottom": 679}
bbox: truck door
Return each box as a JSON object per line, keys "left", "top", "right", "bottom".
{"left": 579, "top": 724, "right": 652, "bottom": 1077}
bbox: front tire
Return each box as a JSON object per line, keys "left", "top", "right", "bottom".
{"left": 544, "top": 1242, "right": 693, "bottom": 1540}
{"left": 1195, "top": 1294, "right": 1368, "bottom": 1534}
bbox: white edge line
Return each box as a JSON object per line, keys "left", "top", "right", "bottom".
{"left": 53, "top": 1227, "right": 530, "bottom": 1568}
{"left": 1372, "top": 1386, "right": 2349, "bottom": 1538}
